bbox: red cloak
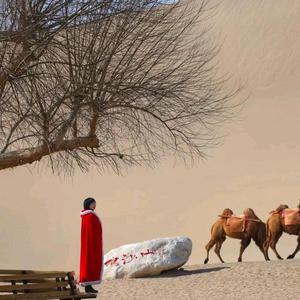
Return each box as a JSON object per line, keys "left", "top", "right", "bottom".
{"left": 79, "top": 210, "right": 103, "bottom": 286}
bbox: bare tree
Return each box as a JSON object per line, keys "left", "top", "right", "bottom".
{"left": 0, "top": 0, "right": 236, "bottom": 174}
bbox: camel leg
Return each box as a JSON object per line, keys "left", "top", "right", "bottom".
{"left": 257, "top": 240, "right": 269, "bottom": 261}
{"left": 269, "top": 231, "right": 283, "bottom": 260}
{"left": 238, "top": 237, "right": 251, "bottom": 262}
{"left": 214, "top": 237, "right": 226, "bottom": 263}
{"left": 258, "top": 244, "right": 269, "bottom": 261}
{"left": 287, "top": 234, "right": 300, "bottom": 259}
{"left": 204, "top": 239, "right": 217, "bottom": 264}
{"left": 263, "top": 238, "right": 271, "bottom": 261}
{"left": 263, "top": 239, "right": 271, "bottom": 261}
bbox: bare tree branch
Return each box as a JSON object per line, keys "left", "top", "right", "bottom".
{"left": 0, "top": 0, "right": 239, "bottom": 174}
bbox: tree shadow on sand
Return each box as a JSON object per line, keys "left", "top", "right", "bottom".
{"left": 146, "top": 266, "right": 230, "bottom": 278}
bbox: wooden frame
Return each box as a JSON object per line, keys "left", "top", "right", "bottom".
{"left": 0, "top": 270, "right": 96, "bottom": 300}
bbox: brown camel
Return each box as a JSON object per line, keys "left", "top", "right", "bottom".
{"left": 204, "top": 208, "right": 268, "bottom": 264}
{"left": 264, "top": 202, "right": 300, "bottom": 260}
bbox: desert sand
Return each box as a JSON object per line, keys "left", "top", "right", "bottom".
{"left": 97, "top": 259, "right": 300, "bottom": 299}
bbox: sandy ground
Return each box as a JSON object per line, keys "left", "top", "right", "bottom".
{"left": 95, "top": 259, "right": 300, "bottom": 300}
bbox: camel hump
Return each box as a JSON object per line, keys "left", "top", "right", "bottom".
{"left": 219, "top": 208, "right": 234, "bottom": 218}
{"left": 243, "top": 208, "right": 259, "bottom": 220}
{"left": 275, "top": 204, "right": 289, "bottom": 212}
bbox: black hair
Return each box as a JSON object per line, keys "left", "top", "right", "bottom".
{"left": 83, "top": 197, "right": 96, "bottom": 210}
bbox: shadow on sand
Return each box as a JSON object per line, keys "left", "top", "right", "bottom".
{"left": 146, "top": 266, "right": 230, "bottom": 278}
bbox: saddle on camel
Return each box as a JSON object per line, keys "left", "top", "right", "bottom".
{"left": 219, "top": 210, "right": 261, "bottom": 233}
{"left": 270, "top": 204, "right": 300, "bottom": 226}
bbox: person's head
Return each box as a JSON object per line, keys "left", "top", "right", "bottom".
{"left": 83, "top": 197, "right": 96, "bottom": 210}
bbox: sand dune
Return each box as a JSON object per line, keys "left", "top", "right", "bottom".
{"left": 97, "top": 259, "right": 300, "bottom": 299}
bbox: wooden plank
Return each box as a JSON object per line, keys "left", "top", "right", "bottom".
{"left": 0, "top": 271, "right": 69, "bottom": 276}
{"left": 0, "top": 281, "right": 69, "bottom": 292}
{"left": 0, "top": 290, "right": 72, "bottom": 299}
{"left": 35, "top": 293, "right": 97, "bottom": 299}
{"left": 1, "top": 279, "right": 56, "bottom": 284}
{"left": 73, "top": 293, "right": 97, "bottom": 299}
{"left": 0, "top": 273, "right": 68, "bottom": 282}
{"left": 43, "top": 292, "right": 97, "bottom": 299}
{"left": 0, "top": 291, "right": 96, "bottom": 299}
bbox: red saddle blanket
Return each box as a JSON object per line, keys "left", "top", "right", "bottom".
{"left": 282, "top": 209, "right": 300, "bottom": 225}
{"left": 225, "top": 215, "right": 245, "bottom": 232}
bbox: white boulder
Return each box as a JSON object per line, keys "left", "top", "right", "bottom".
{"left": 103, "top": 236, "right": 192, "bottom": 279}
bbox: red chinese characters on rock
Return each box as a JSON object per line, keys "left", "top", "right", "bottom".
{"left": 104, "top": 249, "right": 165, "bottom": 267}
{"left": 104, "top": 256, "right": 120, "bottom": 267}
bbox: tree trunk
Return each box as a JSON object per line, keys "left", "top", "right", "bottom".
{"left": 0, "top": 136, "right": 99, "bottom": 170}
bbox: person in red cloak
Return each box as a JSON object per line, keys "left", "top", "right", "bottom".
{"left": 80, "top": 198, "right": 103, "bottom": 294}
